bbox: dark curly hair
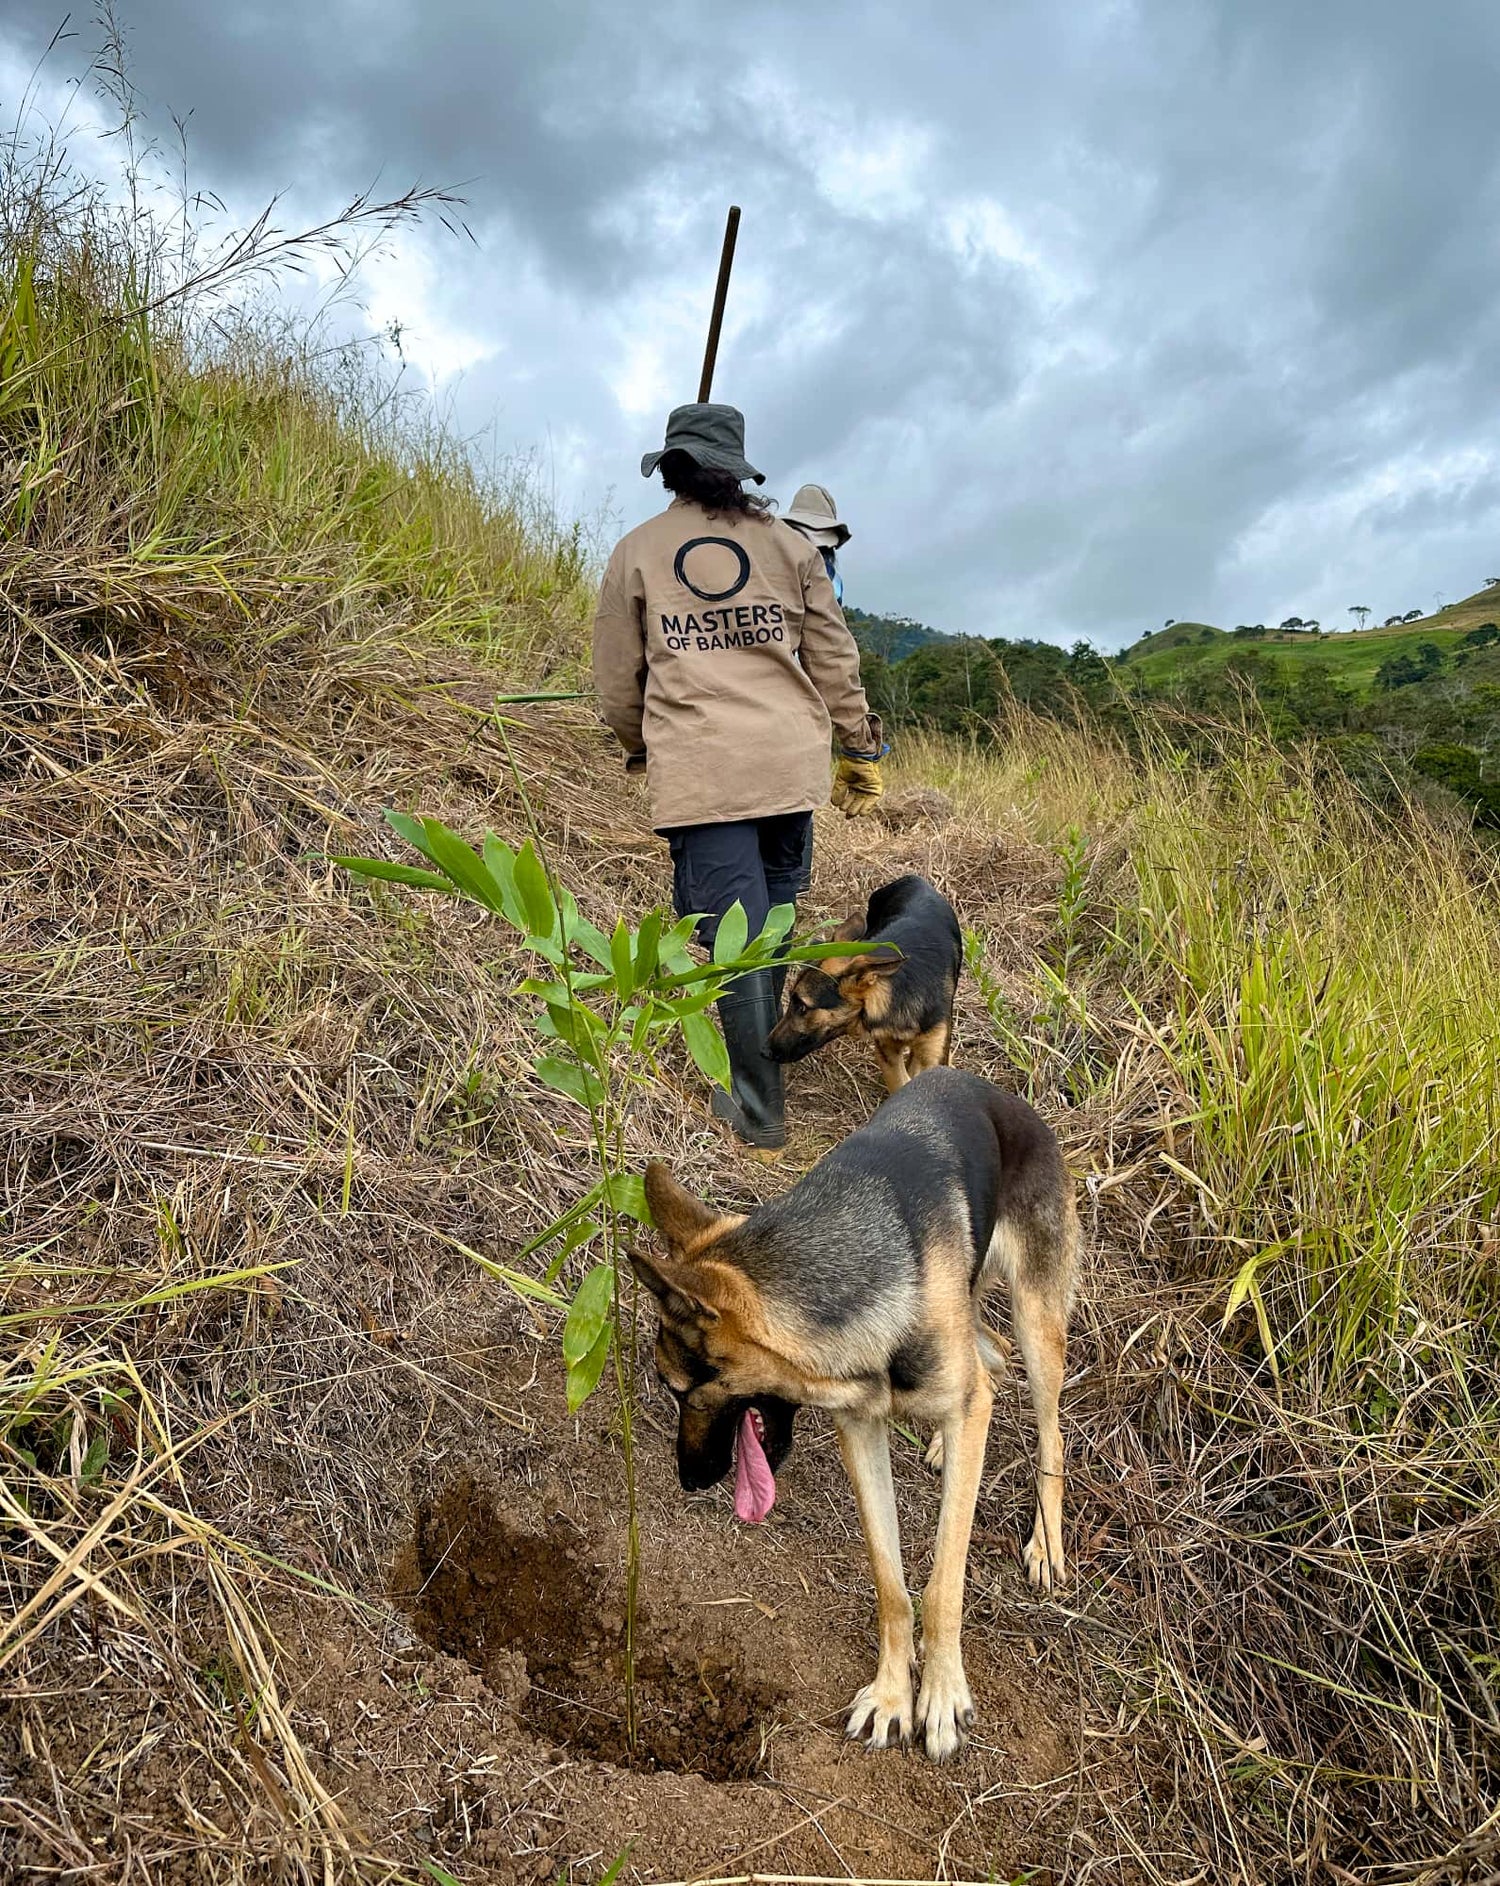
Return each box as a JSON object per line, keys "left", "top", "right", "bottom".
{"left": 658, "top": 449, "right": 774, "bottom": 521}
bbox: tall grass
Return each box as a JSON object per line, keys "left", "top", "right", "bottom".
{"left": 899, "top": 717, "right": 1500, "bottom": 1870}
{"left": 897, "top": 717, "right": 1500, "bottom": 1383}
{"left": 0, "top": 76, "right": 594, "bottom": 1877}
{"left": 0, "top": 109, "right": 590, "bottom": 677}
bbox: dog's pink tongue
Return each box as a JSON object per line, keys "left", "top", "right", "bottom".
{"left": 733, "top": 1410, "right": 776, "bottom": 1524}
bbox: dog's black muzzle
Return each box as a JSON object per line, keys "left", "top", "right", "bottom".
{"left": 675, "top": 1393, "right": 798, "bottom": 1491}
{"left": 764, "top": 1027, "right": 832, "bottom": 1065}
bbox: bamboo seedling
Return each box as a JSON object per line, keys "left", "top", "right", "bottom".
{"left": 333, "top": 729, "right": 881, "bottom": 1746}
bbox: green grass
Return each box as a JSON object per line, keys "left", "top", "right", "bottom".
{"left": 894, "top": 716, "right": 1500, "bottom": 1379}
{"left": 0, "top": 129, "right": 591, "bottom": 681}
{"left": 1122, "top": 595, "right": 1500, "bottom": 696}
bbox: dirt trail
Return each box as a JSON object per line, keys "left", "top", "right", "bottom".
{"left": 279, "top": 768, "right": 1128, "bottom": 1883}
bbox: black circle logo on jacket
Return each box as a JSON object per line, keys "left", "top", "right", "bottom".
{"left": 673, "top": 537, "right": 752, "bottom": 603}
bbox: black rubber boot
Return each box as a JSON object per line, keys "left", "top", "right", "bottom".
{"left": 710, "top": 969, "right": 786, "bottom": 1152}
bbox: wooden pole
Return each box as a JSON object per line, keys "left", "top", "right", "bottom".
{"left": 697, "top": 205, "right": 741, "bottom": 402}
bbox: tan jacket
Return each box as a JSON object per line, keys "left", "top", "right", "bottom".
{"left": 592, "top": 500, "right": 883, "bottom": 830}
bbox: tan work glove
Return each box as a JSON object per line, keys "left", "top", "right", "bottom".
{"left": 831, "top": 754, "right": 884, "bottom": 818}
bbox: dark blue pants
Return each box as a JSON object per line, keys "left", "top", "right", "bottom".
{"left": 664, "top": 812, "right": 813, "bottom": 947}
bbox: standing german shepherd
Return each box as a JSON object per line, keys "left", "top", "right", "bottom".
{"left": 631, "top": 1066, "right": 1078, "bottom": 1762}
{"left": 766, "top": 874, "right": 962, "bottom": 1094}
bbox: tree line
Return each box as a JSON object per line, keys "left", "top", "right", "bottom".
{"left": 852, "top": 622, "right": 1500, "bottom": 832}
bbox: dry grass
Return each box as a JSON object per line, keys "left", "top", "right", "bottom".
{"left": 889, "top": 722, "right": 1500, "bottom": 1883}
{"left": 10, "top": 602, "right": 1496, "bottom": 1880}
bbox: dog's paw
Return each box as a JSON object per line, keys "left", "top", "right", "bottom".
{"left": 845, "top": 1670, "right": 913, "bottom": 1750}
{"left": 1024, "top": 1515, "right": 1066, "bottom": 1594}
{"left": 923, "top": 1431, "right": 945, "bottom": 1473}
{"left": 915, "top": 1656, "right": 974, "bottom": 1763}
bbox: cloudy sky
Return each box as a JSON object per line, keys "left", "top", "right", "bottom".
{"left": 5, "top": 1, "right": 1500, "bottom": 649}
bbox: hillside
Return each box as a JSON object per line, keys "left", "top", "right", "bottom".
{"left": 4, "top": 117, "right": 1500, "bottom": 1886}
{"left": 843, "top": 603, "right": 952, "bottom": 661}
{"left": 856, "top": 592, "right": 1500, "bottom": 829}
{"left": 1121, "top": 594, "right": 1500, "bottom": 696}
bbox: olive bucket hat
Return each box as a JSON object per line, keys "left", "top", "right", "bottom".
{"left": 781, "top": 482, "right": 850, "bottom": 548}
{"left": 641, "top": 403, "right": 765, "bottom": 484}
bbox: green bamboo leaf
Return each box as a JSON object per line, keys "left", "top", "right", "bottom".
{"left": 610, "top": 918, "right": 636, "bottom": 999}
{"left": 515, "top": 841, "right": 557, "bottom": 938}
{"left": 662, "top": 986, "right": 722, "bottom": 1018}
{"left": 566, "top": 1319, "right": 613, "bottom": 1413}
{"left": 331, "top": 855, "right": 454, "bottom": 894}
{"left": 491, "top": 1266, "right": 569, "bottom": 1307}
{"left": 420, "top": 1857, "right": 468, "bottom": 1886}
{"left": 482, "top": 833, "right": 527, "bottom": 927}
{"left": 533, "top": 1056, "right": 605, "bottom": 1109}
{"left": 657, "top": 937, "right": 892, "bottom": 993}
{"left": 788, "top": 938, "right": 897, "bottom": 963}
{"left": 634, "top": 910, "right": 662, "bottom": 983}
{"left": 543, "top": 1218, "right": 601, "bottom": 1283}
{"left": 605, "top": 1172, "right": 653, "bottom": 1225}
{"left": 544, "top": 1001, "right": 606, "bottom": 1067}
{"left": 563, "top": 1263, "right": 615, "bottom": 1367}
{"left": 529, "top": 1003, "right": 565, "bottom": 1042}
{"left": 416, "top": 1228, "right": 571, "bottom": 1307}
{"left": 661, "top": 912, "right": 699, "bottom": 955}
{"left": 418, "top": 820, "right": 507, "bottom": 915}
{"left": 511, "top": 1184, "right": 606, "bottom": 1262}
{"left": 682, "top": 1010, "right": 731, "bottom": 1090}
{"left": 79, "top": 1430, "right": 109, "bottom": 1486}
{"left": 384, "top": 808, "right": 434, "bottom": 861}
{"left": 561, "top": 892, "right": 614, "bottom": 968}
{"left": 713, "top": 900, "right": 748, "bottom": 965}
{"left": 758, "top": 902, "right": 797, "bottom": 950}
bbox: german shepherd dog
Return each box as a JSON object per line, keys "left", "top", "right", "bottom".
{"left": 766, "top": 875, "right": 962, "bottom": 1094}
{"left": 631, "top": 1066, "right": 1078, "bottom": 1762}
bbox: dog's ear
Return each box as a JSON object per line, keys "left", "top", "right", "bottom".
{"left": 628, "top": 1246, "right": 720, "bottom": 1325}
{"left": 831, "top": 910, "right": 867, "bottom": 943}
{"left": 841, "top": 943, "right": 903, "bottom": 996}
{"left": 644, "top": 1161, "right": 720, "bottom": 1251}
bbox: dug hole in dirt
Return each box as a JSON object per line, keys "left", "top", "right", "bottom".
{"left": 394, "top": 1479, "right": 775, "bottom": 1782}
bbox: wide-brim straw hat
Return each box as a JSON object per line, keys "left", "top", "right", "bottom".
{"left": 641, "top": 403, "right": 765, "bottom": 484}
{"left": 781, "top": 482, "right": 850, "bottom": 548}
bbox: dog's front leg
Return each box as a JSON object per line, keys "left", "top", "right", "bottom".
{"left": 916, "top": 1372, "right": 994, "bottom": 1761}
{"left": 873, "top": 1039, "right": 910, "bottom": 1095}
{"left": 835, "top": 1412, "right": 914, "bottom": 1748}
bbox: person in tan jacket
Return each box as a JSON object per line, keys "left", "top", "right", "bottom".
{"left": 592, "top": 402, "right": 886, "bottom": 1153}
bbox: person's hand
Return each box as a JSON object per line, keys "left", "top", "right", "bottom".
{"left": 831, "top": 754, "right": 884, "bottom": 818}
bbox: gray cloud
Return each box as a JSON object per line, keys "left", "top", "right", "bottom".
{"left": 5, "top": 0, "right": 1500, "bottom": 646}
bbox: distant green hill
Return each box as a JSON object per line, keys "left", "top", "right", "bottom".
{"left": 1124, "top": 621, "right": 1227, "bottom": 660}
{"left": 847, "top": 586, "right": 1500, "bottom": 831}
{"left": 844, "top": 605, "right": 952, "bottom": 663}
{"left": 1121, "top": 592, "right": 1500, "bottom": 700}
